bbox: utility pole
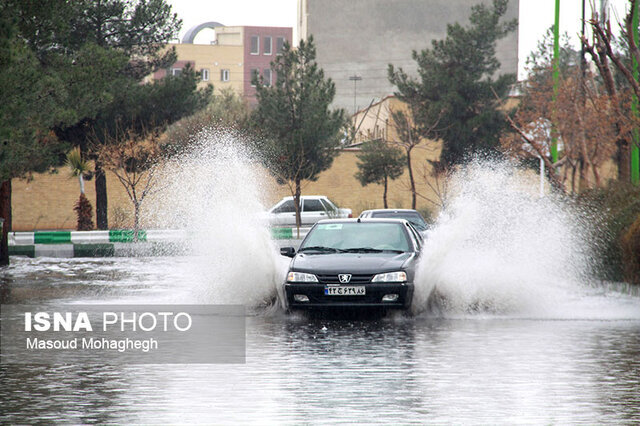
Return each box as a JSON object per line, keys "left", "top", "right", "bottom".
{"left": 581, "top": 0, "right": 586, "bottom": 103}
{"left": 349, "top": 75, "right": 362, "bottom": 115}
{"left": 551, "top": 0, "right": 560, "bottom": 163}
{"left": 632, "top": 0, "right": 639, "bottom": 184}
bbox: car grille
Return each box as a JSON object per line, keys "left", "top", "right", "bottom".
{"left": 316, "top": 274, "right": 373, "bottom": 284}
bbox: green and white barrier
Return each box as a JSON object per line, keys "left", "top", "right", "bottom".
{"left": 270, "top": 227, "right": 311, "bottom": 239}
{"left": 9, "top": 229, "right": 188, "bottom": 245}
{"left": 8, "top": 227, "right": 307, "bottom": 258}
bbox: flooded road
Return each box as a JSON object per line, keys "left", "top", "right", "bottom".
{"left": 1, "top": 257, "right": 639, "bottom": 424}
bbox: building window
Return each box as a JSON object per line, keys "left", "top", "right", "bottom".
{"left": 250, "top": 68, "right": 260, "bottom": 86}
{"left": 276, "top": 37, "right": 286, "bottom": 54}
{"left": 220, "top": 69, "right": 230, "bottom": 82}
{"left": 171, "top": 68, "right": 182, "bottom": 76}
{"left": 263, "top": 68, "right": 272, "bottom": 86}
{"left": 264, "top": 36, "right": 272, "bottom": 55}
{"left": 201, "top": 68, "right": 209, "bottom": 81}
{"left": 250, "top": 36, "right": 259, "bottom": 55}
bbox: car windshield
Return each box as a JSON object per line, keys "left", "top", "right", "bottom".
{"left": 300, "top": 222, "right": 410, "bottom": 253}
{"left": 370, "top": 212, "right": 427, "bottom": 231}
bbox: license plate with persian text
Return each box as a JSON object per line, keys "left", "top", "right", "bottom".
{"left": 324, "top": 286, "right": 365, "bottom": 296}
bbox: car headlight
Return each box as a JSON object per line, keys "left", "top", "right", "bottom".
{"left": 371, "top": 271, "right": 407, "bottom": 283}
{"left": 287, "top": 271, "right": 319, "bottom": 283}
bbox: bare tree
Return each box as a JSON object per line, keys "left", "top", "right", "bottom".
{"left": 97, "top": 122, "right": 164, "bottom": 241}
{"left": 418, "top": 160, "right": 451, "bottom": 211}
{"left": 582, "top": 0, "right": 640, "bottom": 181}
{"left": 501, "top": 69, "right": 621, "bottom": 193}
{"left": 387, "top": 101, "right": 442, "bottom": 209}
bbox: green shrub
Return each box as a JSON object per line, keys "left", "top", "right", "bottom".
{"left": 621, "top": 215, "right": 640, "bottom": 285}
{"left": 74, "top": 194, "right": 94, "bottom": 231}
{"left": 577, "top": 183, "right": 640, "bottom": 282}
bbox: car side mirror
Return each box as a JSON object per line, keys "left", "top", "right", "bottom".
{"left": 280, "top": 246, "right": 296, "bottom": 257}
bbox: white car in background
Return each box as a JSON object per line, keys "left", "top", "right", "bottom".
{"left": 267, "top": 196, "right": 352, "bottom": 226}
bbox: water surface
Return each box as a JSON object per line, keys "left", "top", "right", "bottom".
{"left": 1, "top": 256, "right": 639, "bottom": 424}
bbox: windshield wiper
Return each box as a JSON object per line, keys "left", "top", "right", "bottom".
{"left": 344, "top": 247, "right": 406, "bottom": 254}
{"left": 343, "top": 247, "right": 383, "bottom": 253}
{"left": 298, "top": 246, "right": 344, "bottom": 253}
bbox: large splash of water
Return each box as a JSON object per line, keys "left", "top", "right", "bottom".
{"left": 413, "top": 160, "right": 597, "bottom": 317}
{"left": 145, "top": 135, "right": 637, "bottom": 319}
{"left": 148, "top": 130, "right": 285, "bottom": 307}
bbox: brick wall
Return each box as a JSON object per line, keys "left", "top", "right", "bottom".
{"left": 13, "top": 172, "right": 136, "bottom": 231}
{"left": 265, "top": 141, "right": 444, "bottom": 217}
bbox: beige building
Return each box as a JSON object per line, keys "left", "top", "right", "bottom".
{"left": 151, "top": 24, "right": 292, "bottom": 104}
{"left": 151, "top": 43, "right": 244, "bottom": 94}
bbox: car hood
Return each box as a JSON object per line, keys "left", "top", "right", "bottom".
{"left": 291, "top": 252, "right": 414, "bottom": 274}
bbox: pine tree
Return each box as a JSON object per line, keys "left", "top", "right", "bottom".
{"left": 252, "top": 37, "right": 346, "bottom": 231}
{"left": 355, "top": 140, "right": 406, "bottom": 208}
{"left": 388, "top": 0, "right": 517, "bottom": 168}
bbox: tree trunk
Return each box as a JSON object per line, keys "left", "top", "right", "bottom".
{"left": 95, "top": 161, "right": 108, "bottom": 230}
{"left": 561, "top": 162, "right": 569, "bottom": 192}
{"left": 294, "top": 178, "right": 301, "bottom": 239}
{"left": 617, "top": 136, "right": 631, "bottom": 182}
{"left": 0, "top": 180, "right": 11, "bottom": 267}
{"left": 594, "top": 165, "right": 602, "bottom": 188}
{"left": 584, "top": 39, "right": 629, "bottom": 183}
{"left": 578, "top": 159, "right": 589, "bottom": 193}
{"left": 383, "top": 175, "right": 388, "bottom": 208}
{"left": 407, "top": 148, "right": 416, "bottom": 209}
{"left": 133, "top": 201, "right": 140, "bottom": 242}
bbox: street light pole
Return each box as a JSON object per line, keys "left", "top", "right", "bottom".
{"left": 349, "top": 75, "right": 362, "bottom": 115}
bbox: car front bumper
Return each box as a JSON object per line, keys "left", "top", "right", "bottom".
{"left": 284, "top": 282, "right": 414, "bottom": 310}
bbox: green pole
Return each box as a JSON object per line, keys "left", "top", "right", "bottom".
{"left": 632, "top": 0, "right": 640, "bottom": 185}
{"left": 551, "top": 0, "right": 560, "bottom": 163}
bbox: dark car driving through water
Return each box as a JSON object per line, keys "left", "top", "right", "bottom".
{"left": 280, "top": 218, "right": 422, "bottom": 312}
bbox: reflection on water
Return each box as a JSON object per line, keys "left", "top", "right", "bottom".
{"left": 1, "top": 257, "right": 640, "bottom": 423}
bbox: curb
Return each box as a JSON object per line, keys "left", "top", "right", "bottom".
{"left": 8, "top": 242, "right": 189, "bottom": 258}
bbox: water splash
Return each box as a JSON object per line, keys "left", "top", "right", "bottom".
{"left": 414, "top": 160, "right": 597, "bottom": 317}
{"left": 148, "top": 130, "right": 284, "bottom": 307}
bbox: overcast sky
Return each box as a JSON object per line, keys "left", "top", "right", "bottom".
{"left": 166, "top": 0, "right": 630, "bottom": 80}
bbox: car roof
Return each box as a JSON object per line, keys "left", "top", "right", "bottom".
{"left": 360, "top": 209, "right": 420, "bottom": 214}
{"left": 316, "top": 218, "right": 410, "bottom": 225}
{"left": 280, "top": 195, "right": 328, "bottom": 200}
